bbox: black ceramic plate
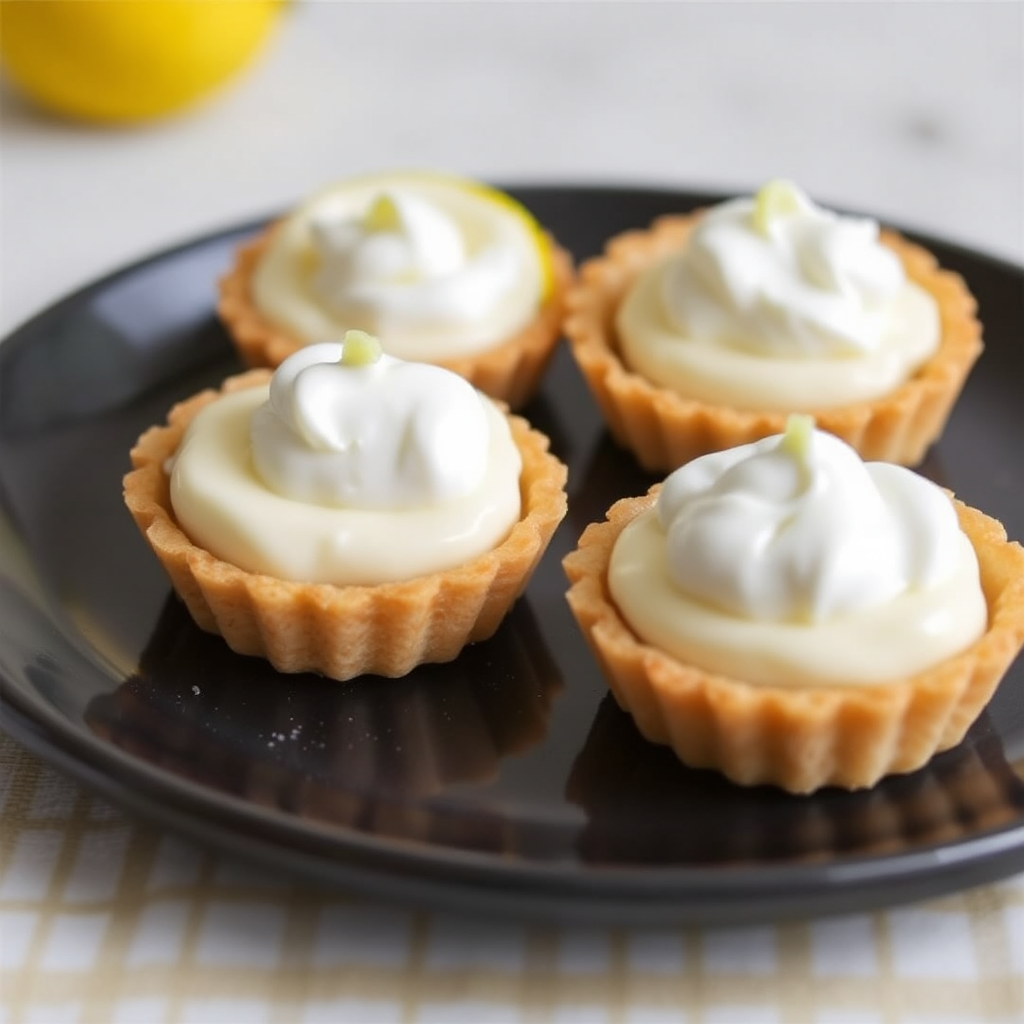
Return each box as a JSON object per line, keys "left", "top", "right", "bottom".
{"left": 2, "top": 187, "right": 1023, "bottom": 926}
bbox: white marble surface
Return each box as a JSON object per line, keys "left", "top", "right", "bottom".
{"left": 1, "top": 1, "right": 1021, "bottom": 338}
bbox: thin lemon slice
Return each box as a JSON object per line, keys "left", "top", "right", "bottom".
{"left": 458, "top": 176, "right": 556, "bottom": 301}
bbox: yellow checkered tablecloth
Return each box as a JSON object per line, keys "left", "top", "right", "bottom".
{"left": 1, "top": 730, "right": 1022, "bottom": 1024}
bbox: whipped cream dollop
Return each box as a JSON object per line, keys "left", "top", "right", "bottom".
{"left": 661, "top": 181, "right": 905, "bottom": 356}
{"left": 657, "top": 416, "right": 962, "bottom": 622}
{"left": 616, "top": 182, "right": 940, "bottom": 411}
{"left": 251, "top": 334, "right": 489, "bottom": 509}
{"left": 169, "top": 332, "right": 523, "bottom": 585}
{"left": 310, "top": 191, "right": 521, "bottom": 325}
{"left": 608, "top": 417, "right": 987, "bottom": 686}
{"left": 253, "top": 173, "right": 548, "bottom": 360}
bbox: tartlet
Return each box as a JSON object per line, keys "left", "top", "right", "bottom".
{"left": 218, "top": 172, "right": 574, "bottom": 409}
{"left": 563, "top": 192, "right": 983, "bottom": 470}
{"left": 563, "top": 437, "right": 1024, "bottom": 795}
{"left": 124, "top": 366, "right": 567, "bottom": 682}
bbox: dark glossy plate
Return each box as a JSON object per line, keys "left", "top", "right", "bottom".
{"left": 2, "top": 186, "right": 1023, "bottom": 925}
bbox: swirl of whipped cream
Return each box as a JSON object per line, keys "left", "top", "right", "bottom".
{"left": 252, "top": 173, "right": 547, "bottom": 359}
{"left": 310, "top": 191, "right": 519, "bottom": 323}
{"left": 661, "top": 181, "right": 905, "bottom": 356}
{"left": 656, "top": 416, "right": 965, "bottom": 623}
{"left": 250, "top": 334, "right": 489, "bottom": 509}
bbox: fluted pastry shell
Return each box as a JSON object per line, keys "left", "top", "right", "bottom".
{"left": 563, "top": 213, "right": 983, "bottom": 470}
{"left": 124, "top": 369, "right": 568, "bottom": 681}
{"left": 563, "top": 489, "right": 1024, "bottom": 794}
{"left": 217, "top": 224, "right": 574, "bottom": 409}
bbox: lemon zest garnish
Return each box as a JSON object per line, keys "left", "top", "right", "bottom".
{"left": 779, "top": 413, "right": 816, "bottom": 459}
{"left": 363, "top": 194, "right": 402, "bottom": 233}
{"left": 340, "top": 329, "right": 382, "bottom": 367}
{"left": 752, "top": 179, "right": 801, "bottom": 236}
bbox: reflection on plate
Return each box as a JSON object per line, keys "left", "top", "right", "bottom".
{"left": 86, "top": 595, "right": 562, "bottom": 846}
{"left": 568, "top": 695, "right": 1024, "bottom": 866}
{"left": 1, "top": 187, "right": 1023, "bottom": 924}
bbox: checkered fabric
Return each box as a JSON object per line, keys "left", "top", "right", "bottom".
{"left": 1, "top": 731, "right": 1021, "bottom": 1024}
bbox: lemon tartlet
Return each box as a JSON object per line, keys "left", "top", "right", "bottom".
{"left": 564, "top": 417, "right": 1024, "bottom": 794}
{"left": 125, "top": 332, "right": 568, "bottom": 681}
{"left": 564, "top": 181, "right": 982, "bottom": 470}
{"left": 218, "top": 171, "right": 574, "bottom": 408}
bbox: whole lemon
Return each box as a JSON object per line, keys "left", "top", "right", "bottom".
{"left": 0, "top": 0, "right": 285, "bottom": 123}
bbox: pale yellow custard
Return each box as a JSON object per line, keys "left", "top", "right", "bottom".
{"left": 609, "top": 506, "right": 985, "bottom": 687}
{"left": 169, "top": 385, "right": 522, "bottom": 586}
{"left": 617, "top": 259, "right": 939, "bottom": 411}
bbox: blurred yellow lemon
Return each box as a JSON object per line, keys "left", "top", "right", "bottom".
{"left": 0, "top": 0, "right": 284, "bottom": 123}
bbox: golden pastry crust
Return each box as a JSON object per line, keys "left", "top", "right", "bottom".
{"left": 563, "top": 488, "right": 1024, "bottom": 794}
{"left": 124, "top": 369, "right": 568, "bottom": 681}
{"left": 217, "top": 224, "right": 574, "bottom": 409}
{"left": 563, "top": 212, "right": 983, "bottom": 470}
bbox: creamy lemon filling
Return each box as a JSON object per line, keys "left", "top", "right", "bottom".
{"left": 168, "top": 337, "right": 523, "bottom": 585}
{"left": 618, "top": 261, "right": 939, "bottom": 411}
{"left": 252, "top": 172, "right": 548, "bottom": 360}
{"left": 610, "top": 508, "right": 984, "bottom": 687}
{"left": 616, "top": 181, "right": 941, "bottom": 410}
{"left": 607, "top": 418, "right": 987, "bottom": 687}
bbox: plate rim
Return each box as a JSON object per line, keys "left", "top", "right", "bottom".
{"left": 2, "top": 183, "right": 1023, "bottom": 922}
